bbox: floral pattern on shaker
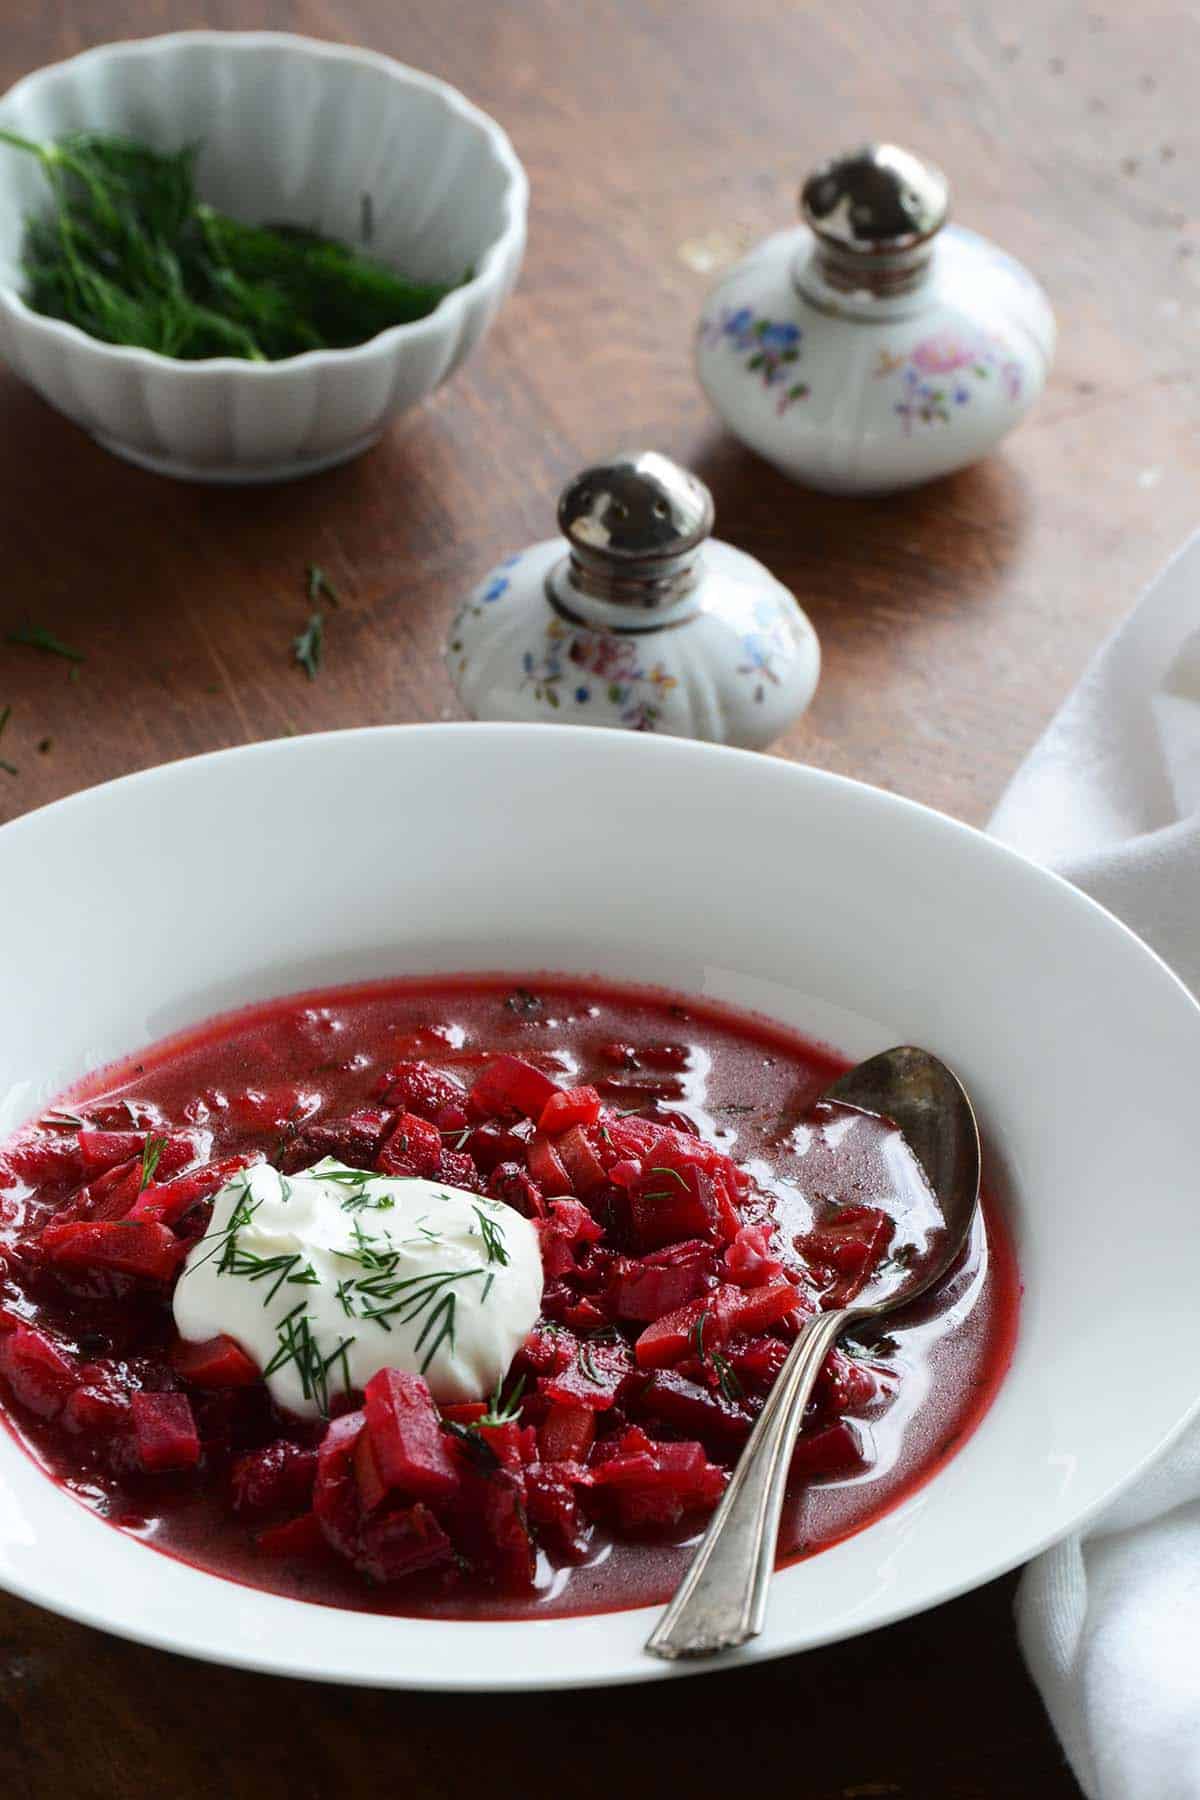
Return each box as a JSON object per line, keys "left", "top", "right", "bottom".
{"left": 875, "top": 330, "right": 1022, "bottom": 432}
{"left": 521, "top": 617, "right": 678, "bottom": 731}
{"left": 698, "top": 306, "right": 810, "bottom": 413}
{"left": 735, "top": 592, "right": 794, "bottom": 705}
{"left": 447, "top": 554, "right": 522, "bottom": 672}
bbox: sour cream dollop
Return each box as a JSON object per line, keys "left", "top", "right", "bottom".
{"left": 173, "top": 1159, "right": 543, "bottom": 1419}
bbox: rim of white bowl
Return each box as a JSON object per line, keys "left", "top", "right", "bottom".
{"left": 4, "top": 724, "right": 1200, "bottom": 1688}
{"left": 0, "top": 31, "right": 529, "bottom": 378}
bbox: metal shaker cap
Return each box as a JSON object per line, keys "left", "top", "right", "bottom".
{"left": 556, "top": 450, "right": 715, "bottom": 608}
{"left": 801, "top": 143, "right": 949, "bottom": 256}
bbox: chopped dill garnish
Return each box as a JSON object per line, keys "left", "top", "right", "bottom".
{"left": 577, "top": 1340, "right": 603, "bottom": 1384}
{"left": 711, "top": 1349, "right": 743, "bottom": 1404}
{"left": 139, "top": 1132, "right": 169, "bottom": 1191}
{"left": 475, "top": 1372, "right": 526, "bottom": 1428}
{"left": 648, "top": 1165, "right": 689, "bottom": 1188}
{"left": 306, "top": 563, "right": 340, "bottom": 607}
{"left": 6, "top": 623, "right": 85, "bottom": 662}
{"left": 262, "top": 1301, "right": 355, "bottom": 1417}
{"left": 471, "top": 1203, "right": 510, "bottom": 1266}
{"left": 292, "top": 611, "right": 323, "bottom": 680}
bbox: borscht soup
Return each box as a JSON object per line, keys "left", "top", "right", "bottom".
{"left": 0, "top": 976, "right": 1017, "bottom": 1621}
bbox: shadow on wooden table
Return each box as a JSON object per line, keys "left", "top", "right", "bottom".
{"left": 685, "top": 428, "right": 1032, "bottom": 632}
{"left": 0, "top": 1572, "right": 1080, "bottom": 1799}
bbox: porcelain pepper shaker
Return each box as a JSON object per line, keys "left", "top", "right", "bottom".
{"left": 695, "top": 143, "right": 1055, "bottom": 495}
{"left": 446, "top": 450, "right": 819, "bottom": 749}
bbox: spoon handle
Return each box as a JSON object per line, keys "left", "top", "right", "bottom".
{"left": 644, "top": 1305, "right": 849, "bottom": 1659}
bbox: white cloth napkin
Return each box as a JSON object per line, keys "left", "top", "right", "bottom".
{"left": 989, "top": 531, "right": 1200, "bottom": 1800}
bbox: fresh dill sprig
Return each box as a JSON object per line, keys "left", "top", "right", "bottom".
{"left": 471, "top": 1203, "right": 510, "bottom": 1266}
{"left": 262, "top": 1301, "right": 354, "bottom": 1417}
{"left": 711, "top": 1349, "right": 743, "bottom": 1404}
{"left": 306, "top": 563, "right": 340, "bottom": 607}
{"left": 0, "top": 129, "right": 458, "bottom": 362}
{"left": 292, "top": 611, "right": 323, "bottom": 680}
{"left": 139, "top": 1132, "right": 169, "bottom": 1191}
{"left": 220, "top": 1245, "right": 321, "bottom": 1307}
{"left": 6, "top": 623, "right": 85, "bottom": 662}
{"left": 475, "top": 1371, "right": 526, "bottom": 1428}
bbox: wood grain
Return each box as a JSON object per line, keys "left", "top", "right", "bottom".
{"left": 4, "top": 0, "right": 1192, "bottom": 1791}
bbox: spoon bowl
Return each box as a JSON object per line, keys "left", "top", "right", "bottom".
{"left": 645, "top": 1045, "right": 981, "bottom": 1660}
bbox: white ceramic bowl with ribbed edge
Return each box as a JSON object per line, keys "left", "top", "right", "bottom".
{"left": 0, "top": 33, "right": 527, "bottom": 483}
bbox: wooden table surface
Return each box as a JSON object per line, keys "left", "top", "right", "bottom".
{"left": 4, "top": 0, "right": 1196, "bottom": 1792}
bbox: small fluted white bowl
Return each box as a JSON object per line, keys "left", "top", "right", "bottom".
{"left": 0, "top": 33, "right": 527, "bottom": 482}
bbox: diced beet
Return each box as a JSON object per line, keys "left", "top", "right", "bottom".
{"left": 171, "top": 1333, "right": 261, "bottom": 1389}
{"left": 591, "top": 1427, "right": 725, "bottom": 1529}
{"left": 469, "top": 1055, "right": 560, "bottom": 1122}
{"left": 613, "top": 1239, "right": 713, "bottom": 1322}
{"left": 375, "top": 1061, "right": 469, "bottom": 1129}
{"left": 4, "top": 1131, "right": 85, "bottom": 1190}
{"left": 478, "top": 1419, "right": 538, "bottom": 1472}
{"left": 538, "top": 1086, "right": 602, "bottom": 1136}
{"left": 77, "top": 1129, "right": 150, "bottom": 1172}
{"left": 525, "top": 1463, "right": 593, "bottom": 1561}
{"left": 0, "top": 1325, "right": 77, "bottom": 1419}
{"left": 79, "top": 1128, "right": 198, "bottom": 1179}
{"left": 313, "top": 1409, "right": 366, "bottom": 1559}
{"left": 356, "top": 1502, "right": 455, "bottom": 1583}
{"left": 40, "top": 1219, "right": 185, "bottom": 1282}
{"left": 440, "top": 1401, "right": 487, "bottom": 1426}
{"left": 353, "top": 1425, "right": 390, "bottom": 1514}
{"left": 437, "top": 1148, "right": 485, "bottom": 1193}
{"left": 791, "top": 1419, "right": 867, "bottom": 1478}
{"left": 554, "top": 1125, "right": 607, "bottom": 1196}
{"left": 725, "top": 1223, "right": 784, "bottom": 1287}
{"left": 516, "top": 1323, "right": 576, "bottom": 1383}
{"left": 538, "top": 1402, "right": 596, "bottom": 1464}
{"left": 634, "top": 1296, "right": 710, "bottom": 1369}
{"left": 465, "top": 1118, "right": 532, "bottom": 1175}
{"left": 728, "top": 1334, "right": 789, "bottom": 1392}
{"left": 526, "top": 1134, "right": 572, "bottom": 1198}
{"left": 636, "top": 1369, "right": 752, "bottom": 1447}
{"left": 63, "top": 1364, "right": 133, "bottom": 1437}
{"left": 486, "top": 1161, "right": 545, "bottom": 1218}
{"left": 232, "top": 1439, "right": 318, "bottom": 1518}
{"left": 815, "top": 1347, "right": 880, "bottom": 1417}
{"left": 630, "top": 1162, "right": 725, "bottom": 1250}
{"left": 279, "top": 1109, "right": 393, "bottom": 1175}
{"left": 375, "top": 1112, "right": 442, "bottom": 1179}
{"left": 255, "top": 1511, "right": 326, "bottom": 1558}
{"left": 131, "top": 1392, "right": 201, "bottom": 1472}
{"left": 80, "top": 1160, "right": 143, "bottom": 1223}
{"left": 723, "top": 1277, "right": 805, "bottom": 1336}
{"left": 130, "top": 1153, "right": 260, "bottom": 1226}
{"left": 536, "top": 1198, "right": 604, "bottom": 1278}
{"left": 796, "top": 1205, "right": 893, "bottom": 1304}
{"left": 481, "top": 1470, "right": 537, "bottom": 1589}
{"left": 540, "top": 1334, "right": 638, "bottom": 1412}
{"left": 363, "top": 1369, "right": 460, "bottom": 1501}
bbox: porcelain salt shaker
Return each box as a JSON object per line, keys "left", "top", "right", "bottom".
{"left": 446, "top": 450, "right": 819, "bottom": 749}
{"left": 695, "top": 143, "right": 1055, "bottom": 495}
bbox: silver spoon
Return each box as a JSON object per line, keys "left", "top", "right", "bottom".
{"left": 644, "top": 1045, "right": 981, "bottom": 1661}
